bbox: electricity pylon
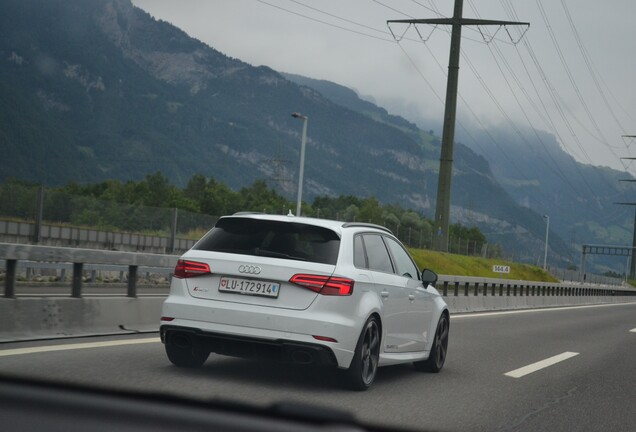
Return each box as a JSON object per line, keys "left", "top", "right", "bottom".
{"left": 388, "top": 0, "right": 528, "bottom": 251}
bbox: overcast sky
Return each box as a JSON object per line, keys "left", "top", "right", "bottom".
{"left": 131, "top": 0, "right": 636, "bottom": 172}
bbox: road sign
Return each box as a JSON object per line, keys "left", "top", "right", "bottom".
{"left": 493, "top": 265, "right": 510, "bottom": 274}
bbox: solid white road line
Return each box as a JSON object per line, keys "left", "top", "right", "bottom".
{"left": 504, "top": 352, "right": 579, "bottom": 379}
{"left": 452, "top": 302, "right": 636, "bottom": 319}
{"left": 630, "top": 328, "right": 636, "bottom": 333}
{"left": 0, "top": 337, "right": 161, "bottom": 357}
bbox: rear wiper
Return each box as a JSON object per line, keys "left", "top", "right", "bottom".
{"left": 253, "top": 248, "right": 307, "bottom": 261}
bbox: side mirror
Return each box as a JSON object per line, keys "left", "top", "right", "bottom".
{"left": 421, "top": 269, "right": 438, "bottom": 286}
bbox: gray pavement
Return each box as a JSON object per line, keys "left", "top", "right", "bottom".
{"left": 1, "top": 303, "right": 635, "bottom": 431}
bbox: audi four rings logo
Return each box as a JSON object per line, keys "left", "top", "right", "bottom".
{"left": 238, "top": 265, "right": 262, "bottom": 274}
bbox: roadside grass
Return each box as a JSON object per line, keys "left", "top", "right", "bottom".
{"left": 408, "top": 248, "right": 559, "bottom": 282}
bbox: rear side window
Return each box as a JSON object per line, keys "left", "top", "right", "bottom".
{"left": 354, "top": 235, "right": 367, "bottom": 268}
{"left": 193, "top": 217, "right": 340, "bottom": 265}
{"left": 362, "top": 234, "right": 394, "bottom": 274}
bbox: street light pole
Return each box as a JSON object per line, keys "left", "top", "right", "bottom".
{"left": 291, "top": 112, "right": 308, "bottom": 216}
{"left": 543, "top": 215, "right": 550, "bottom": 270}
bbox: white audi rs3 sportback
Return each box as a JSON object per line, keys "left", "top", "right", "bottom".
{"left": 160, "top": 213, "right": 449, "bottom": 390}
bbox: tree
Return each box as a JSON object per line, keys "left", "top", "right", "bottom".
{"left": 358, "top": 197, "right": 383, "bottom": 224}
{"left": 201, "top": 178, "right": 236, "bottom": 216}
{"left": 238, "top": 180, "right": 290, "bottom": 214}
{"left": 382, "top": 212, "right": 400, "bottom": 233}
{"left": 183, "top": 174, "right": 207, "bottom": 210}
{"left": 343, "top": 204, "right": 359, "bottom": 222}
{"left": 401, "top": 211, "right": 422, "bottom": 230}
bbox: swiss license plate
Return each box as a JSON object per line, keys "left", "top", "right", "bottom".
{"left": 219, "top": 276, "right": 280, "bottom": 298}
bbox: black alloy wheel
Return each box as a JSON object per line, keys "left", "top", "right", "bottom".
{"left": 346, "top": 317, "right": 381, "bottom": 391}
{"left": 414, "top": 313, "right": 449, "bottom": 373}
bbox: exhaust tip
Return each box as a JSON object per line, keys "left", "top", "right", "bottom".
{"left": 291, "top": 350, "right": 314, "bottom": 364}
{"left": 172, "top": 333, "right": 192, "bottom": 349}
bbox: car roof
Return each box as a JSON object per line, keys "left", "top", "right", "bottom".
{"left": 224, "top": 212, "right": 393, "bottom": 235}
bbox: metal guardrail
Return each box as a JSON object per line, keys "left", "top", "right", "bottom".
{"left": 436, "top": 275, "right": 636, "bottom": 298}
{"left": 2, "top": 243, "right": 635, "bottom": 300}
{"left": 1, "top": 243, "right": 179, "bottom": 298}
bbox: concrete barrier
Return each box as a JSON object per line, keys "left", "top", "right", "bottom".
{"left": 0, "top": 296, "right": 165, "bottom": 342}
{"left": 444, "top": 294, "right": 636, "bottom": 313}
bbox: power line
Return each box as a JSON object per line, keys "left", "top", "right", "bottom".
{"left": 465, "top": 0, "right": 631, "bottom": 209}
{"left": 410, "top": 0, "right": 441, "bottom": 16}
{"left": 287, "top": 0, "right": 388, "bottom": 36}
{"left": 254, "top": 0, "right": 394, "bottom": 42}
{"left": 535, "top": 0, "right": 612, "bottom": 150}
{"left": 560, "top": 0, "right": 628, "bottom": 137}
{"left": 503, "top": 0, "right": 631, "bottom": 186}
{"left": 464, "top": 2, "right": 604, "bottom": 197}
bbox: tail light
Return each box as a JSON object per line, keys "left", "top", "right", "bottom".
{"left": 174, "top": 260, "right": 211, "bottom": 278}
{"left": 289, "top": 274, "right": 354, "bottom": 296}
{"left": 313, "top": 335, "right": 338, "bottom": 343}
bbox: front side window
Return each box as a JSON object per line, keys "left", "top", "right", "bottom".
{"left": 194, "top": 217, "right": 340, "bottom": 265}
{"left": 384, "top": 237, "right": 420, "bottom": 279}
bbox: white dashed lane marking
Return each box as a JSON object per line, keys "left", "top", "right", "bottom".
{"left": 504, "top": 352, "right": 580, "bottom": 379}
{"left": 0, "top": 337, "right": 160, "bottom": 357}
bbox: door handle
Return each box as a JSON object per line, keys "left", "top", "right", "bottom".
{"left": 381, "top": 291, "right": 389, "bottom": 298}
{"left": 408, "top": 294, "right": 415, "bottom": 301}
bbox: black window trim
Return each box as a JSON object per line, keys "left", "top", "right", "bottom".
{"left": 353, "top": 233, "right": 369, "bottom": 270}
{"left": 354, "top": 232, "right": 396, "bottom": 275}
{"left": 353, "top": 232, "right": 420, "bottom": 280}
{"left": 382, "top": 235, "right": 421, "bottom": 281}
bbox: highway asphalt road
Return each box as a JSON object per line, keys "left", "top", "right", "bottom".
{"left": 1, "top": 302, "right": 635, "bottom": 432}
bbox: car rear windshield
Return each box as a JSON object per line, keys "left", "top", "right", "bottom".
{"left": 193, "top": 217, "right": 340, "bottom": 265}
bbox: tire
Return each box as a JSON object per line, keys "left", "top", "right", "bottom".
{"left": 165, "top": 335, "right": 209, "bottom": 368}
{"left": 414, "top": 313, "right": 449, "bottom": 373}
{"left": 345, "top": 316, "right": 381, "bottom": 391}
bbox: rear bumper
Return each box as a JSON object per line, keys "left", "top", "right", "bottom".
{"left": 161, "top": 291, "right": 361, "bottom": 367}
{"left": 161, "top": 325, "right": 339, "bottom": 367}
